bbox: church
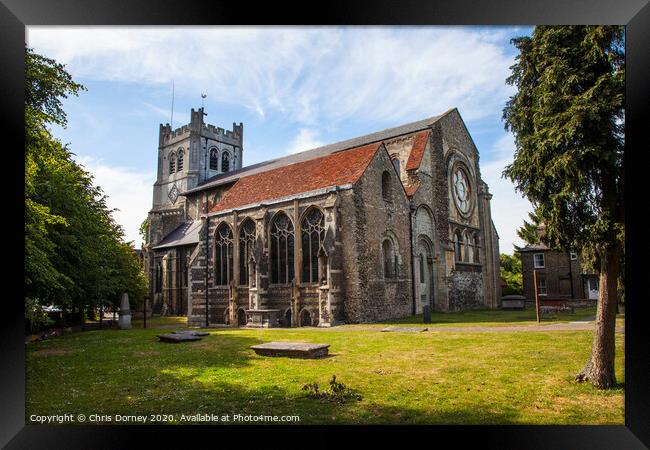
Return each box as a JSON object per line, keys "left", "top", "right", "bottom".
{"left": 142, "top": 107, "right": 501, "bottom": 327}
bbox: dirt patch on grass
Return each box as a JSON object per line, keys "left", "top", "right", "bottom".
{"left": 133, "top": 350, "right": 161, "bottom": 357}
{"left": 32, "top": 348, "right": 73, "bottom": 357}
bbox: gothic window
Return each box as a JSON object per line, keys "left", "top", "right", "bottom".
{"left": 214, "top": 223, "right": 234, "bottom": 286}
{"left": 391, "top": 156, "right": 400, "bottom": 175}
{"left": 169, "top": 152, "right": 176, "bottom": 174}
{"left": 382, "top": 238, "right": 397, "bottom": 279}
{"left": 222, "top": 152, "right": 230, "bottom": 172}
{"left": 155, "top": 263, "right": 162, "bottom": 293}
{"left": 301, "top": 208, "right": 325, "bottom": 284}
{"left": 177, "top": 149, "right": 184, "bottom": 172}
{"left": 382, "top": 171, "right": 392, "bottom": 201}
{"left": 463, "top": 232, "right": 471, "bottom": 262}
{"left": 473, "top": 234, "right": 480, "bottom": 263}
{"left": 454, "top": 230, "right": 463, "bottom": 262}
{"left": 239, "top": 218, "right": 256, "bottom": 285}
{"left": 209, "top": 148, "right": 219, "bottom": 170}
{"left": 419, "top": 253, "right": 425, "bottom": 283}
{"left": 270, "top": 212, "right": 294, "bottom": 284}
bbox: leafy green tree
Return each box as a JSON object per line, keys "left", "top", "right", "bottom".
{"left": 25, "top": 47, "right": 147, "bottom": 322}
{"left": 503, "top": 26, "right": 624, "bottom": 388}
{"left": 500, "top": 253, "right": 523, "bottom": 295}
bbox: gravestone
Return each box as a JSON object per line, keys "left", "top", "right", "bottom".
{"left": 172, "top": 330, "right": 210, "bottom": 337}
{"left": 157, "top": 333, "right": 202, "bottom": 343}
{"left": 380, "top": 326, "right": 429, "bottom": 332}
{"left": 422, "top": 305, "right": 432, "bottom": 323}
{"left": 250, "top": 342, "right": 330, "bottom": 359}
{"left": 118, "top": 293, "right": 132, "bottom": 330}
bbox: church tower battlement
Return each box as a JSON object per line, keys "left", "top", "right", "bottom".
{"left": 152, "top": 107, "right": 243, "bottom": 210}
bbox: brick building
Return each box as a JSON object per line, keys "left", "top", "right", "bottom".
{"left": 518, "top": 243, "right": 599, "bottom": 306}
{"left": 143, "top": 107, "right": 501, "bottom": 327}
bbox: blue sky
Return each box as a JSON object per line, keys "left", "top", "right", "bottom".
{"left": 27, "top": 26, "right": 534, "bottom": 253}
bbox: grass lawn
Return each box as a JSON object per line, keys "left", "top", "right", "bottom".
{"left": 377, "top": 306, "right": 599, "bottom": 327}
{"left": 26, "top": 312, "right": 624, "bottom": 425}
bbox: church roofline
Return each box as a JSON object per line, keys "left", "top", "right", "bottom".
{"left": 202, "top": 184, "right": 354, "bottom": 218}
{"left": 182, "top": 109, "right": 455, "bottom": 196}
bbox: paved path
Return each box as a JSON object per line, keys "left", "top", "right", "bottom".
{"left": 321, "top": 320, "right": 624, "bottom": 334}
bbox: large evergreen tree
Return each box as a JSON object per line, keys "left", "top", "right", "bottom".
{"left": 503, "top": 26, "right": 624, "bottom": 388}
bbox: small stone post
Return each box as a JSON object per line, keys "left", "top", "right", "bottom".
{"left": 118, "top": 293, "right": 132, "bottom": 330}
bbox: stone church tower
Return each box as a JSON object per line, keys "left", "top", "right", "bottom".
{"left": 144, "top": 107, "right": 243, "bottom": 314}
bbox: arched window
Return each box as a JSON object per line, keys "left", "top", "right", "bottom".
{"left": 214, "top": 223, "right": 233, "bottom": 285}
{"left": 222, "top": 152, "right": 230, "bottom": 172}
{"left": 301, "top": 208, "right": 325, "bottom": 284}
{"left": 209, "top": 148, "right": 218, "bottom": 170}
{"left": 454, "top": 230, "right": 463, "bottom": 262}
{"left": 391, "top": 157, "right": 400, "bottom": 175}
{"left": 473, "top": 234, "right": 480, "bottom": 263}
{"left": 239, "top": 218, "right": 256, "bottom": 285}
{"left": 382, "top": 238, "right": 397, "bottom": 279}
{"left": 155, "top": 263, "right": 162, "bottom": 293}
{"left": 270, "top": 212, "right": 294, "bottom": 284}
{"left": 464, "top": 232, "right": 471, "bottom": 262}
{"left": 382, "top": 171, "right": 392, "bottom": 201}
{"left": 419, "top": 253, "right": 425, "bottom": 283}
{"left": 177, "top": 149, "right": 184, "bottom": 172}
{"left": 169, "top": 152, "right": 176, "bottom": 174}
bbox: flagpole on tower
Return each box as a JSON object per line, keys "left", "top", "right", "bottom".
{"left": 170, "top": 80, "right": 175, "bottom": 126}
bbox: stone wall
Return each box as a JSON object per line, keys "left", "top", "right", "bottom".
{"left": 448, "top": 267, "right": 484, "bottom": 311}
{"left": 340, "top": 145, "right": 413, "bottom": 323}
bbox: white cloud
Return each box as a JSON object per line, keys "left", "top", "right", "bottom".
{"left": 75, "top": 155, "right": 154, "bottom": 248}
{"left": 286, "top": 128, "right": 324, "bottom": 154}
{"left": 27, "top": 26, "right": 516, "bottom": 127}
{"left": 480, "top": 133, "right": 533, "bottom": 254}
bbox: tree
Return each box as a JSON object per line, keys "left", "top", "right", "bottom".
{"left": 517, "top": 210, "right": 544, "bottom": 246}
{"left": 25, "top": 47, "right": 147, "bottom": 323}
{"left": 500, "top": 253, "right": 523, "bottom": 296}
{"left": 502, "top": 26, "right": 624, "bottom": 388}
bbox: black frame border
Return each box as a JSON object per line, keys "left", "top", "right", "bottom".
{"left": 2, "top": 0, "right": 649, "bottom": 448}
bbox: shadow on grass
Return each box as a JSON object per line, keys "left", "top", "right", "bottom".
{"left": 152, "top": 368, "right": 523, "bottom": 425}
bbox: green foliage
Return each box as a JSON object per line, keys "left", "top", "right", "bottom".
{"left": 25, "top": 47, "right": 147, "bottom": 317}
{"left": 500, "top": 253, "right": 523, "bottom": 295}
{"left": 25, "top": 298, "right": 55, "bottom": 332}
{"left": 302, "top": 375, "right": 363, "bottom": 404}
{"left": 517, "top": 210, "right": 544, "bottom": 246}
{"left": 139, "top": 217, "right": 150, "bottom": 245}
{"left": 503, "top": 26, "right": 624, "bottom": 256}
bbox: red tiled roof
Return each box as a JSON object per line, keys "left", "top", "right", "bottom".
{"left": 405, "top": 130, "right": 431, "bottom": 171}
{"left": 404, "top": 179, "right": 421, "bottom": 197}
{"left": 210, "top": 142, "right": 382, "bottom": 213}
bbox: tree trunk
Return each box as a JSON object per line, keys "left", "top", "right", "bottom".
{"left": 575, "top": 243, "right": 620, "bottom": 388}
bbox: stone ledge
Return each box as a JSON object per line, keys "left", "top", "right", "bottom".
{"left": 250, "top": 342, "right": 330, "bottom": 359}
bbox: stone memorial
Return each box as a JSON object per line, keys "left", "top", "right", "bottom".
{"left": 380, "top": 326, "right": 429, "bottom": 332}
{"left": 118, "top": 293, "right": 132, "bottom": 330}
{"left": 250, "top": 342, "right": 330, "bottom": 359}
{"left": 172, "top": 330, "right": 210, "bottom": 336}
{"left": 422, "top": 304, "right": 432, "bottom": 323}
{"left": 157, "top": 333, "right": 202, "bottom": 343}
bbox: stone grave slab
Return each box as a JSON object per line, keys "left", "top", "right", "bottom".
{"left": 380, "top": 326, "right": 429, "bottom": 333}
{"left": 172, "top": 330, "right": 210, "bottom": 336}
{"left": 157, "top": 333, "right": 203, "bottom": 343}
{"left": 250, "top": 342, "right": 330, "bottom": 359}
